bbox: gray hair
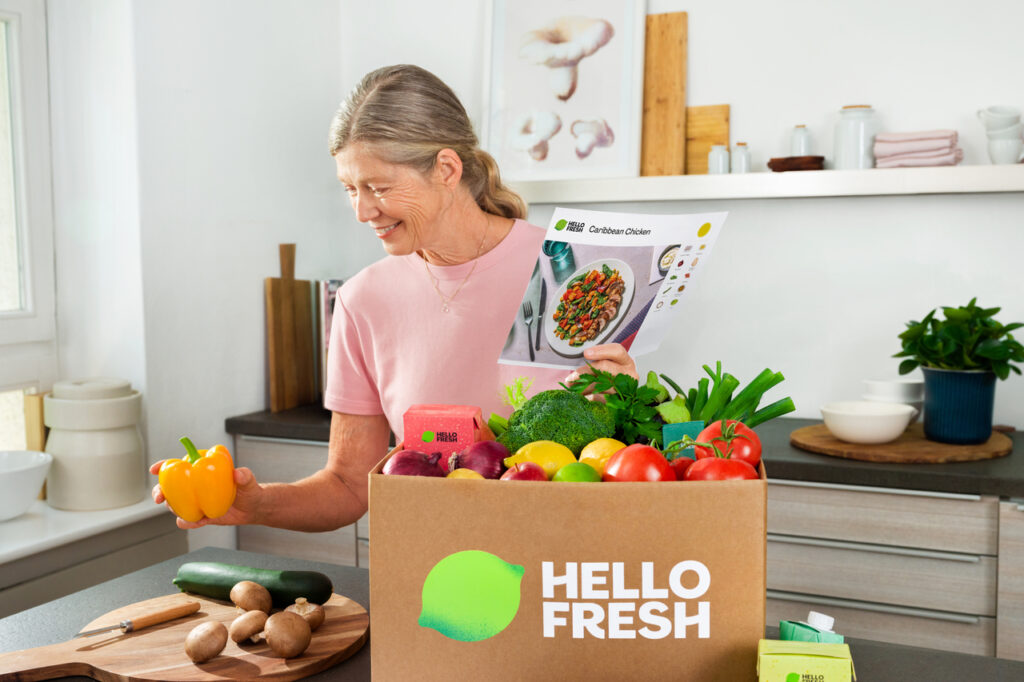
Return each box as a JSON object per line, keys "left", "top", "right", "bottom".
{"left": 328, "top": 64, "right": 526, "bottom": 220}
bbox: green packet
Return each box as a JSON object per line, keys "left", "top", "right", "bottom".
{"left": 780, "top": 611, "right": 844, "bottom": 644}
{"left": 757, "top": 639, "right": 856, "bottom": 682}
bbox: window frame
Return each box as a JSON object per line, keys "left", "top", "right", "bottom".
{"left": 0, "top": 0, "right": 56, "bottom": 391}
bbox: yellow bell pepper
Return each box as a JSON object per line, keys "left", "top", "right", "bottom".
{"left": 159, "top": 437, "right": 237, "bottom": 522}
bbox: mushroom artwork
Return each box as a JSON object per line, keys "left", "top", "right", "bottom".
{"left": 519, "top": 16, "right": 614, "bottom": 101}
{"left": 511, "top": 110, "right": 562, "bottom": 161}
{"left": 570, "top": 118, "right": 615, "bottom": 159}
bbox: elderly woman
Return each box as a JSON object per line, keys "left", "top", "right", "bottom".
{"left": 152, "top": 64, "right": 636, "bottom": 531}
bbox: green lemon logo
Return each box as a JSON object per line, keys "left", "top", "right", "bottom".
{"left": 421, "top": 430, "right": 436, "bottom": 443}
{"left": 786, "top": 674, "right": 800, "bottom": 682}
{"left": 419, "top": 550, "right": 524, "bottom": 642}
{"left": 554, "top": 219, "right": 567, "bottom": 231}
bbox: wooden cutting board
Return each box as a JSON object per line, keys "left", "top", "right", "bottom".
{"left": 791, "top": 423, "right": 1013, "bottom": 463}
{"left": 640, "top": 12, "right": 687, "bottom": 176}
{"left": 685, "top": 104, "right": 730, "bottom": 174}
{"left": 0, "top": 592, "right": 369, "bottom": 681}
{"left": 266, "top": 244, "right": 317, "bottom": 413}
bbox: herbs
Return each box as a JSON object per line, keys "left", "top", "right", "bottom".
{"left": 680, "top": 362, "right": 795, "bottom": 429}
{"left": 894, "top": 298, "right": 1024, "bottom": 380}
{"left": 562, "top": 368, "right": 666, "bottom": 446}
{"left": 502, "top": 376, "right": 534, "bottom": 411}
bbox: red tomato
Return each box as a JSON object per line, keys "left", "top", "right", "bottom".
{"left": 603, "top": 444, "right": 676, "bottom": 482}
{"left": 669, "top": 456, "right": 695, "bottom": 480}
{"left": 694, "top": 420, "right": 762, "bottom": 469}
{"left": 684, "top": 457, "right": 759, "bottom": 481}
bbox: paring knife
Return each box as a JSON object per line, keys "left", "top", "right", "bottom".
{"left": 535, "top": 278, "right": 547, "bottom": 351}
{"left": 74, "top": 601, "right": 201, "bottom": 638}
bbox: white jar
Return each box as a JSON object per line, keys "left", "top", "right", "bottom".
{"left": 833, "top": 105, "right": 879, "bottom": 169}
{"left": 730, "top": 142, "right": 750, "bottom": 173}
{"left": 43, "top": 378, "right": 146, "bottom": 511}
{"left": 791, "top": 125, "right": 811, "bottom": 156}
{"left": 708, "top": 145, "right": 729, "bottom": 174}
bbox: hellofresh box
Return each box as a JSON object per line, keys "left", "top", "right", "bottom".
{"left": 403, "top": 404, "right": 491, "bottom": 459}
{"left": 369, "top": 447, "right": 767, "bottom": 681}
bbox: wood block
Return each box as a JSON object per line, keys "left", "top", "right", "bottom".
{"left": 266, "top": 244, "right": 317, "bottom": 413}
{"left": 685, "top": 104, "right": 730, "bottom": 174}
{"left": 641, "top": 12, "right": 687, "bottom": 176}
{"left": 24, "top": 392, "right": 47, "bottom": 499}
{"left": 790, "top": 423, "right": 1012, "bottom": 463}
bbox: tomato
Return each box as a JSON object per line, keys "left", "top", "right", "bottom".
{"left": 684, "top": 457, "right": 759, "bottom": 481}
{"left": 669, "top": 456, "right": 695, "bottom": 480}
{"left": 603, "top": 444, "right": 676, "bottom": 482}
{"left": 694, "top": 420, "right": 762, "bottom": 469}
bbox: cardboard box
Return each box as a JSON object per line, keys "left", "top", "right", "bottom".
{"left": 757, "top": 640, "right": 856, "bottom": 681}
{"left": 369, "top": 446, "right": 767, "bottom": 681}
{"left": 403, "top": 405, "right": 491, "bottom": 459}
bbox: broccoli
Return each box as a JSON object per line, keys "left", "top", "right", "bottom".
{"left": 497, "top": 389, "right": 616, "bottom": 456}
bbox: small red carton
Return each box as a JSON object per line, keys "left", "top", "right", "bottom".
{"left": 402, "top": 405, "right": 492, "bottom": 458}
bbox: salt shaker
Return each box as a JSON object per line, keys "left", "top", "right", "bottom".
{"left": 791, "top": 125, "right": 811, "bottom": 156}
{"left": 708, "top": 145, "right": 729, "bottom": 174}
{"left": 833, "top": 105, "right": 879, "bottom": 169}
{"left": 730, "top": 142, "right": 750, "bottom": 173}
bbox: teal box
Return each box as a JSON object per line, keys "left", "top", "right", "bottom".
{"left": 662, "top": 420, "right": 705, "bottom": 458}
{"left": 780, "top": 619, "right": 845, "bottom": 644}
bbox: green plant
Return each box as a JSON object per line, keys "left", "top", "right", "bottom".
{"left": 894, "top": 298, "right": 1024, "bottom": 380}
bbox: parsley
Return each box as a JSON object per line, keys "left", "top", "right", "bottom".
{"left": 562, "top": 365, "right": 665, "bottom": 446}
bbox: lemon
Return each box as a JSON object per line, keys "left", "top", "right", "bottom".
{"left": 578, "top": 437, "right": 627, "bottom": 476}
{"left": 504, "top": 440, "right": 576, "bottom": 479}
{"left": 446, "top": 468, "right": 484, "bottom": 479}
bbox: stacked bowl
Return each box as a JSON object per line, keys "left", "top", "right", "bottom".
{"left": 862, "top": 378, "right": 924, "bottom": 421}
{"left": 978, "top": 106, "right": 1024, "bottom": 164}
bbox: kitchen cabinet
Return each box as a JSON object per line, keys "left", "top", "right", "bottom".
{"left": 998, "top": 500, "right": 1024, "bottom": 660}
{"left": 231, "top": 434, "right": 368, "bottom": 568}
{"left": 767, "top": 479, "right": 1000, "bottom": 656}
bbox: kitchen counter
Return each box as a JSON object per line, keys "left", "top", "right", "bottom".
{"left": 226, "top": 409, "right": 1023, "bottom": 497}
{"left": 2, "top": 546, "right": 1023, "bottom": 681}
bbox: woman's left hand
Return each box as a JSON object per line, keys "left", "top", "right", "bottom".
{"left": 564, "top": 343, "right": 638, "bottom": 388}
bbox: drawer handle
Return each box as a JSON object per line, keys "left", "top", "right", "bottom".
{"left": 767, "top": 533, "right": 982, "bottom": 563}
{"left": 769, "top": 478, "right": 981, "bottom": 502}
{"left": 238, "top": 434, "right": 330, "bottom": 447}
{"left": 767, "top": 590, "right": 982, "bottom": 625}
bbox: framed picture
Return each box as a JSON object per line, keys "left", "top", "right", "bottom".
{"left": 482, "top": 0, "right": 646, "bottom": 182}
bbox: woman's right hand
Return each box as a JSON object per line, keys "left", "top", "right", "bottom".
{"left": 149, "top": 461, "right": 263, "bottom": 530}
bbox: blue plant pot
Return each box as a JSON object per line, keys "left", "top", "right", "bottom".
{"left": 921, "top": 367, "right": 996, "bottom": 445}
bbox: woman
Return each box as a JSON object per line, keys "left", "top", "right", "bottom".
{"left": 151, "top": 64, "right": 636, "bottom": 531}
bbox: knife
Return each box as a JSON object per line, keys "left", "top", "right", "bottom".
{"left": 535, "top": 278, "right": 547, "bottom": 351}
{"left": 73, "top": 601, "right": 201, "bottom": 638}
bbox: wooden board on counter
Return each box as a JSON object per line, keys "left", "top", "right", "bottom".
{"left": 266, "top": 243, "right": 317, "bottom": 413}
{"left": 685, "top": 104, "right": 730, "bottom": 174}
{"left": 0, "top": 592, "right": 368, "bottom": 681}
{"left": 791, "top": 423, "right": 1013, "bottom": 463}
{"left": 640, "top": 12, "right": 687, "bottom": 176}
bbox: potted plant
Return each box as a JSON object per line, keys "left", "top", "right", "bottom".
{"left": 894, "top": 298, "right": 1023, "bottom": 444}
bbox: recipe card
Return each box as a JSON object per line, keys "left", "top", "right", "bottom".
{"left": 500, "top": 207, "right": 728, "bottom": 369}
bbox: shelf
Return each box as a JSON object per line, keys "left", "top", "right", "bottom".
{"left": 510, "top": 164, "right": 1024, "bottom": 204}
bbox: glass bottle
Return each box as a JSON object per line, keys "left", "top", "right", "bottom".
{"left": 730, "top": 142, "right": 750, "bottom": 173}
{"left": 791, "top": 125, "right": 811, "bottom": 156}
{"left": 707, "top": 145, "right": 729, "bottom": 174}
{"left": 833, "top": 105, "right": 879, "bottom": 169}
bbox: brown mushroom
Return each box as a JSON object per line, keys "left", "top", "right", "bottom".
{"left": 285, "top": 597, "right": 326, "bottom": 632}
{"left": 263, "top": 611, "right": 312, "bottom": 658}
{"left": 230, "top": 580, "right": 272, "bottom": 614}
{"left": 184, "top": 621, "right": 228, "bottom": 663}
{"left": 229, "top": 610, "right": 268, "bottom": 643}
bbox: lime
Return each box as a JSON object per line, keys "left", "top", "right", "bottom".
{"left": 552, "top": 461, "right": 601, "bottom": 482}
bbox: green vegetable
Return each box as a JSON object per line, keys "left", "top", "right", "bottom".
{"left": 645, "top": 371, "right": 670, "bottom": 403}
{"left": 655, "top": 395, "right": 691, "bottom": 424}
{"left": 562, "top": 368, "right": 664, "bottom": 446}
{"left": 173, "top": 562, "right": 333, "bottom": 609}
{"left": 893, "top": 297, "right": 1024, "bottom": 380}
{"left": 685, "top": 362, "right": 795, "bottom": 427}
{"left": 487, "top": 413, "right": 508, "bottom": 437}
{"left": 497, "top": 389, "right": 616, "bottom": 456}
{"left": 502, "top": 376, "right": 534, "bottom": 410}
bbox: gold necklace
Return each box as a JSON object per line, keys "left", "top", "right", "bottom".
{"left": 422, "top": 217, "right": 490, "bottom": 313}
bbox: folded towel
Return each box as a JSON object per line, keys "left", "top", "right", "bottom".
{"left": 874, "top": 138, "right": 957, "bottom": 157}
{"left": 875, "top": 148, "right": 963, "bottom": 168}
{"left": 874, "top": 129, "right": 958, "bottom": 143}
{"left": 875, "top": 147, "right": 961, "bottom": 161}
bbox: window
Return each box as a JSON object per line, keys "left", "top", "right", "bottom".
{"left": 0, "top": 0, "right": 56, "bottom": 449}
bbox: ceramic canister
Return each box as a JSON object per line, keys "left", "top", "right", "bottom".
{"left": 43, "top": 378, "right": 146, "bottom": 510}
{"left": 833, "top": 105, "right": 879, "bottom": 169}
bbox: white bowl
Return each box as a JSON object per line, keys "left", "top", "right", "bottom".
{"left": 821, "top": 401, "right": 917, "bottom": 445}
{"left": 862, "top": 378, "right": 924, "bottom": 401}
{"left": 861, "top": 394, "right": 923, "bottom": 422}
{"left": 0, "top": 451, "right": 53, "bottom": 521}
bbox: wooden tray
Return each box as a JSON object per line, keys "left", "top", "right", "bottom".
{"left": 0, "top": 592, "right": 368, "bottom": 681}
{"left": 790, "top": 423, "right": 1013, "bottom": 463}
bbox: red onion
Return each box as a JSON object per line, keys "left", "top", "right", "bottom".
{"left": 382, "top": 450, "right": 445, "bottom": 477}
{"left": 448, "top": 440, "right": 509, "bottom": 479}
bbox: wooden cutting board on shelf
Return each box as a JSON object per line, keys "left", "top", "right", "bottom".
{"left": 791, "top": 423, "right": 1013, "bottom": 463}
{"left": 640, "top": 12, "right": 687, "bottom": 176}
{"left": 685, "top": 104, "right": 730, "bottom": 174}
{"left": 0, "top": 592, "right": 368, "bottom": 681}
{"left": 265, "top": 243, "right": 317, "bottom": 413}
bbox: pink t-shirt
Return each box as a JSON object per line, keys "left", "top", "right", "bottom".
{"left": 324, "top": 219, "right": 566, "bottom": 443}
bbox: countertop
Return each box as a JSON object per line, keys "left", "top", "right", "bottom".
{"left": 2, "top": 546, "right": 1023, "bottom": 681}
{"left": 226, "top": 408, "right": 1024, "bottom": 497}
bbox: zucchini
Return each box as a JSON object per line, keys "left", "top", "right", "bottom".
{"left": 173, "top": 562, "right": 333, "bottom": 608}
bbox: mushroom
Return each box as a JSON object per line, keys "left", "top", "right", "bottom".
{"left": 570, "top": 119, "right": 615, "bottom": 159}
{"left": 285, "top": 597, "right": 326, "bottom": 631}
{"left": 519, "top": 16, "right": 614, "bottom": 100}
{"left": 184, "top": 621, "right": 228, "bottom": 663}
{"left": 511, "top": 111, "right": 562, "bottom": 161}
{"left": 263, "top": 611, "right": 312, "bottom": 659}
{"left": 230, "top": 580, "right": 272, "bottom": 614}
{"left": 229, "top": 610, "right": 268, "bottom": 643}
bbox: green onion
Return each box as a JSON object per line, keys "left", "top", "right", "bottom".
{"left": 720, "top": 369, "right": 785, "bottom": 421}
{"left": 699, "top": 373, "right": 740, "bottom": 423}
{"left": 745, "top": 397, "right": 796, "bottom": 428}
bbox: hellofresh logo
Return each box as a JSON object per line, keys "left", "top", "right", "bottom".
{"left": 420, "top": 430, "right": 435, "bottom": 443}
{"left": 419, "top": 550, "right": 525, "bottom": 642}
{"left": 554, "top": 219, "right": 567, "bottom": 231}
